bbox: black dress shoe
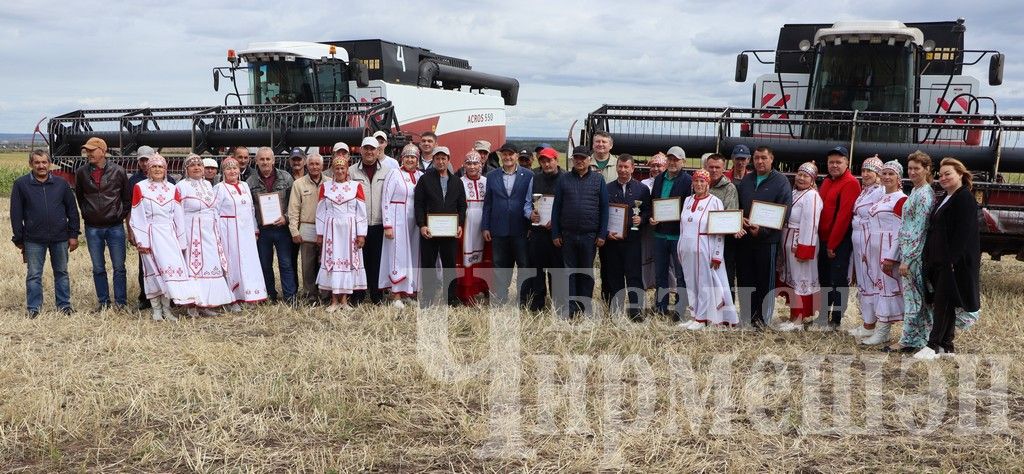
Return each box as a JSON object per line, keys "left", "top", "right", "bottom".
{"left": 59, "top": 307, "right": 75, "bottom": 316}
{"left": 27, "top": 310, "right": 39, "bottom": 319}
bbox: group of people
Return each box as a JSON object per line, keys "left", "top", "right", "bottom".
{"left": 10, "top": 131, "right": 982, "bottom": 359}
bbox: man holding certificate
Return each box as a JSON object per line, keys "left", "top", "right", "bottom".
{"left": 247, "top": 146, "right": 297, "bottom": 305}
{"left": 524, "top": 148, "right": 563, "bottom": 311}
{"left": 551, "top": 146, "right": 609, "bottom": 319}
{"left": 601, "top": 154, "right": 650, "bottom": 321}
{"left": 648, "top": 146, "right": 692, "bottom": 319}
{"left": 735, "top": 145, "right": 792, "bottom": 329}
{"left": 414, "top": 147, "right": 467, "bottom": 306}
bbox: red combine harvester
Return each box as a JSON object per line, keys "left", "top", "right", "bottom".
{"left": 45, "top": 39, "right": 519, "bottom": 177}
{"left": 583, "top": 19, "right": 1024, "bottom": 260}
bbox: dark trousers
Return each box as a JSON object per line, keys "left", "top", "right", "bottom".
{"left": 736, "top": 241, "right": 778, "bottom": 326}
{"left": 653, "top": 236, "right": 686, "bottom": 315}
{"left": 353, "top": 225, "right": 385, "bottom": 304}
{"left": 600, "top": 236, "right": 644, "bottom": 318}
{"left": 419, "top": 236, "right": 458, "bottom": 306}
{"left": 724, "top": 235, "right": 738, "bottom": 300}
{"left": 256, "top": 225, "right": 297, "bottom": 301}
{"left": 136, "top": 256, "right": 149, "bottom": 307}
{"left": 560, "top": 232, "right": 598, "bottom": 317}
{"left": 817, "top": 235, "right": 853, "bottom": 325}
{"left": 491, "top": 235, "right": 530, "bottom": 306}
{"left": 927, "top": 268, "right": 958, "bottom": 353}
{"left": 525, "top": 228, "right": 561, "bottom": 311}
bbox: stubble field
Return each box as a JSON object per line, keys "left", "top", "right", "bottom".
{"left": 0, "top": 188, "right": 1023, "bottom": 471}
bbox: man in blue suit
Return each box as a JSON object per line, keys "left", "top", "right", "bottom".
{"left": 482, "top": 143, "right": 534, "bottom": 306}
{"left": 648, "top": 146, "right": 692, "bottom": 319}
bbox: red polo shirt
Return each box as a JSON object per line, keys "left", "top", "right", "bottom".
{"left": 818, "top": 169, "right": 861, "bottom": 251}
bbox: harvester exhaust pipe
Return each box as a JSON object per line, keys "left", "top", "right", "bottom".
{"left": 417, "top": 60, "right": 520, "bottom": 106}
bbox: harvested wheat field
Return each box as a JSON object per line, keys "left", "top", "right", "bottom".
{"left": 0, "top": 197, "right": 1022, "bottom": 472}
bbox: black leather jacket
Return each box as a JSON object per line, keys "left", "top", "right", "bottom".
{"left": 74, "top": 161, "right": 131, "bottom": 227}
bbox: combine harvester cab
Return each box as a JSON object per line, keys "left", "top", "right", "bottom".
{"left": 47, "top": 39, "right": 519, "bottom": 179}
{"left": 583, "top": 19, "right": 1024, "bottom": 260}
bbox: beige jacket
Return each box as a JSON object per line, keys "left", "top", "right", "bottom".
{"left": 288, "top": 174, "right": 330, "bottom": 238}
{"left": 349, "top": 160, "right": 387, "bottom": 226}
{"left": 591, "top": 153, "right": 618, "bottom": 183}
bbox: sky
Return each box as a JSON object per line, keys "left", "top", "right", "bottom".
{"left": 2, "top": 0, "right": 1023, "bottom": 137}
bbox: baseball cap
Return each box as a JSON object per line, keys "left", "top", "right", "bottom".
{"left": 827, "top": 145, "right": 849, "bottom": 157}
{"left": 137, "top": 145, "right": 156, "bottom": 160}
{"left": 290, "top": 147, "right": 306, "bottom": 158}
{"left": 571, "top": 145, "right": 591, "bottom": 158}
{"left": 731, "top": 144, "right": 751, "bottom": 159}
{"left": 519, "top": 149, "right": 531, "bottom": 157}
{"left": 82, "top": 137, "right": 107, "bottom": 153}
{"left": 538, "top": 148, "right": 558, "bottom": 160}
{"left": 332, "top": 142, "right": 350, "bottom": 153}
{"left": 372, "top": 130, "right": 388, "bottom": 142}
{"left": 535, "top": 142, "right": 552, "bottom": 152}
{"left": 202, "top": 158, "right": 218, "bottom": 168}
{"left": 360, "top": 137, "right": 379, "bottom": 148}
{"left": 432, "top": 146, "right": 451, "bottom": 157}
{"left": 666, "top": 146, "right": 686, "bottom": 160}
{"left": 473, "top": 140, "right": 492, "bottom": 153}
{"left": 498, "top": 143, "right": 517, "bottom": 153}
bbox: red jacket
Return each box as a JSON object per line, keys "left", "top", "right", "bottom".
{"left": 818, "top": 169, "right": 860, "bottom": 251}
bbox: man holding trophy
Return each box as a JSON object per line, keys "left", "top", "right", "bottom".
{"left": 600, "top": 154, "right": 650, "bottom": 320}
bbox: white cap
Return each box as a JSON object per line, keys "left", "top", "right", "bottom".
{"left": 202, "top": 158, "right": 218, "bottom": 168}
{"left": 137, "top": 146, "right": 156, "bottom": 159}
{"left": 360, "top": 136, "right": 379, "bottom": 148}
{"left": 432, "top": 146, "right": 451, "bottom": 157}
{"left": 332, "top": 142, "right": 349, "bottom": 153}
{"left": 666, "top": 146, "right": 686, "bottom": 160}
{"left": 372, "top": 130, "right": 388, "bottom": 141}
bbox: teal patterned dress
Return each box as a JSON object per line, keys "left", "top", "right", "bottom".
{"left": 897, "top": 184, "right": 935, "bottom": 348}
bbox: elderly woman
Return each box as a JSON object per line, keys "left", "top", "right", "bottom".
{"left": 777, "top": 162, "right": 823, "bottom": 331}
{"left": 677, "top": 169, "right": 738, "bottom": 329}
{"left": 130, "top": 153, "right": 200, "bottom": 320}
{"left": 914, "top": 158, "right": 982, "bottom": 360}
{"left": 380, "top": 145, "right": 423, "bottom": 308}
{"left": 316, "top": 156, "right": 368, "bottom": 311}
{"left": 213, "top": 157, "right": 268, "bottom": 309}
{"left": 884, "top": 152, "right": 936, "bottom": 353}
{"left": 848, "top": 155, "right": 885, "bottom": 338}
{"left": 457, "top": 150, "right": 490, "bottom": 304}
{"left": 176, "top": 154, "right": 233, "bottom": 316}
{"left": 859, "top": 160, "right": 908, "bottom": 345}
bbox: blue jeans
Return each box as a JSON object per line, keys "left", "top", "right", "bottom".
{"left": 257, "top": 225, "right": 297, "bottom": 300}
{"left": 85, "top": 225, "right": 128, "bottom": 306}
{"left": 653, "top": 236, "right": 686, "bottom": 313}
{"left": 491, "top": 235, "right": 531, "bottom": 305}
{"left": 24, "top": 241, "right": 71, "bottom": 312}
{"left": 560, "top": 232, "right": 598, "bottom": 317}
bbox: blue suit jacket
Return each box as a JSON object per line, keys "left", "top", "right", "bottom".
{"left": 482, "top": 165, "right": 534, "bottom": 237}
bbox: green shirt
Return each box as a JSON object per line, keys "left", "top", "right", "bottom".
{"left": 756, "top": 173, "right": 768, "bottom": 187}
{"left": 655, "top": 173, "right": 679, "bottom": 241}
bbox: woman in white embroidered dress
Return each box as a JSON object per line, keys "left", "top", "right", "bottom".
{"left": 677, "top": 169, "right": 738, "bottom": 329}
{"left": 777, "top": 162, "right": 824, "bottom": 331}
{"left": 176, "top": 154, "right": 234, "bottom": 316}
{"left": 316, "top": 157, "right": 368, "bottom": 311}
{"left": 380, "top": 145, "right": 423, "bottom": 308}
{"left": 457, "top": 150, "right": 489, "bottom": 304}
{"left": 859, "top": 160, "right": 908, "bottom": 345}
{"left": 213, "top": 157, "right": 267, "bottom": 309}
{"left": 849, "top": 156, "right": 885, "bottom": 338}
{"left": 130, "top": 153, "right": 200, "bottom": 321}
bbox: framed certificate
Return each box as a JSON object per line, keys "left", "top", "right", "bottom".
{"left": 258, "top": 192, "right": 283, "bottom": 224}
{"left": 652, "top": 197, "right": 681, "bottom": 222}
{"left": 427, "top": 213, "right": 459, "bottom": 237}
{"left": 748, "top": 200, "right": 788, "bottom": 230}
{"left": 537, "top": 195, "right": 554, "bottom": 226}
{"left": 707, "top": 210, "right": 742, "bottom": 234}
{"left": 607, "top": 204, "right": 628, "bottom": 238}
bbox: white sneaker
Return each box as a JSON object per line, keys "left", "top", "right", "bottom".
{"left": 860, "top": 322, "right": 891, "bottom": 345}
{"left": 163, "top": 311, "right": 178, "bottom": 322}
{"left": 849, "top": 326, "right": 874, "bottom": 338}
{"left": 151, "top": 307, "right": 164, "bottom": 321}
{"left": 688, "top": 321, "right": 707, "bottom": 331}
{"left": 777, "top": 322, "right": 797, "bottom": 332}
{"left": 228, "top": 303, "right": 242, "bottom": 313}
{"left": 392, "top": 299, "right": 406, "bottom": 309}
{"left": 913, "top": 347, "right": 940, "bottom": 361}
{"left": 938, "top": 348, "right": 956, "bottom": 359}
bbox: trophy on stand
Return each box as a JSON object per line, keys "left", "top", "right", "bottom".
{"left": 532, "top": 193, "right": 543, "bottom": 226}
{"left": 631, "top": 200, "right": 643, "bottom": 231}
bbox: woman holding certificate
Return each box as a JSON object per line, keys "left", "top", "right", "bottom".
{"left": 316, "top": 157, "right": 369, "bottom": 311}
{"left": 848, "top": 156, "right": 885, "bottom": 339}
{"left": 130, "top": 153, "right": 200, "bottom": 321}
{"left": 380, "top": 145, "right": 424, "bottom": 308}
{"left": 677, "top": 169, "right": 738, "bottom": 329}
{"left": 176, "top": 154, "right": 233, "bottom": 316}
{"left": 856, "top": 160, "right": 908, "bottom": 345}
{"left": 776, "top": 162, "right": 823, "bottom": 331}
{"left": 213, "top": 157, "right": 268, "bottom": 309}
